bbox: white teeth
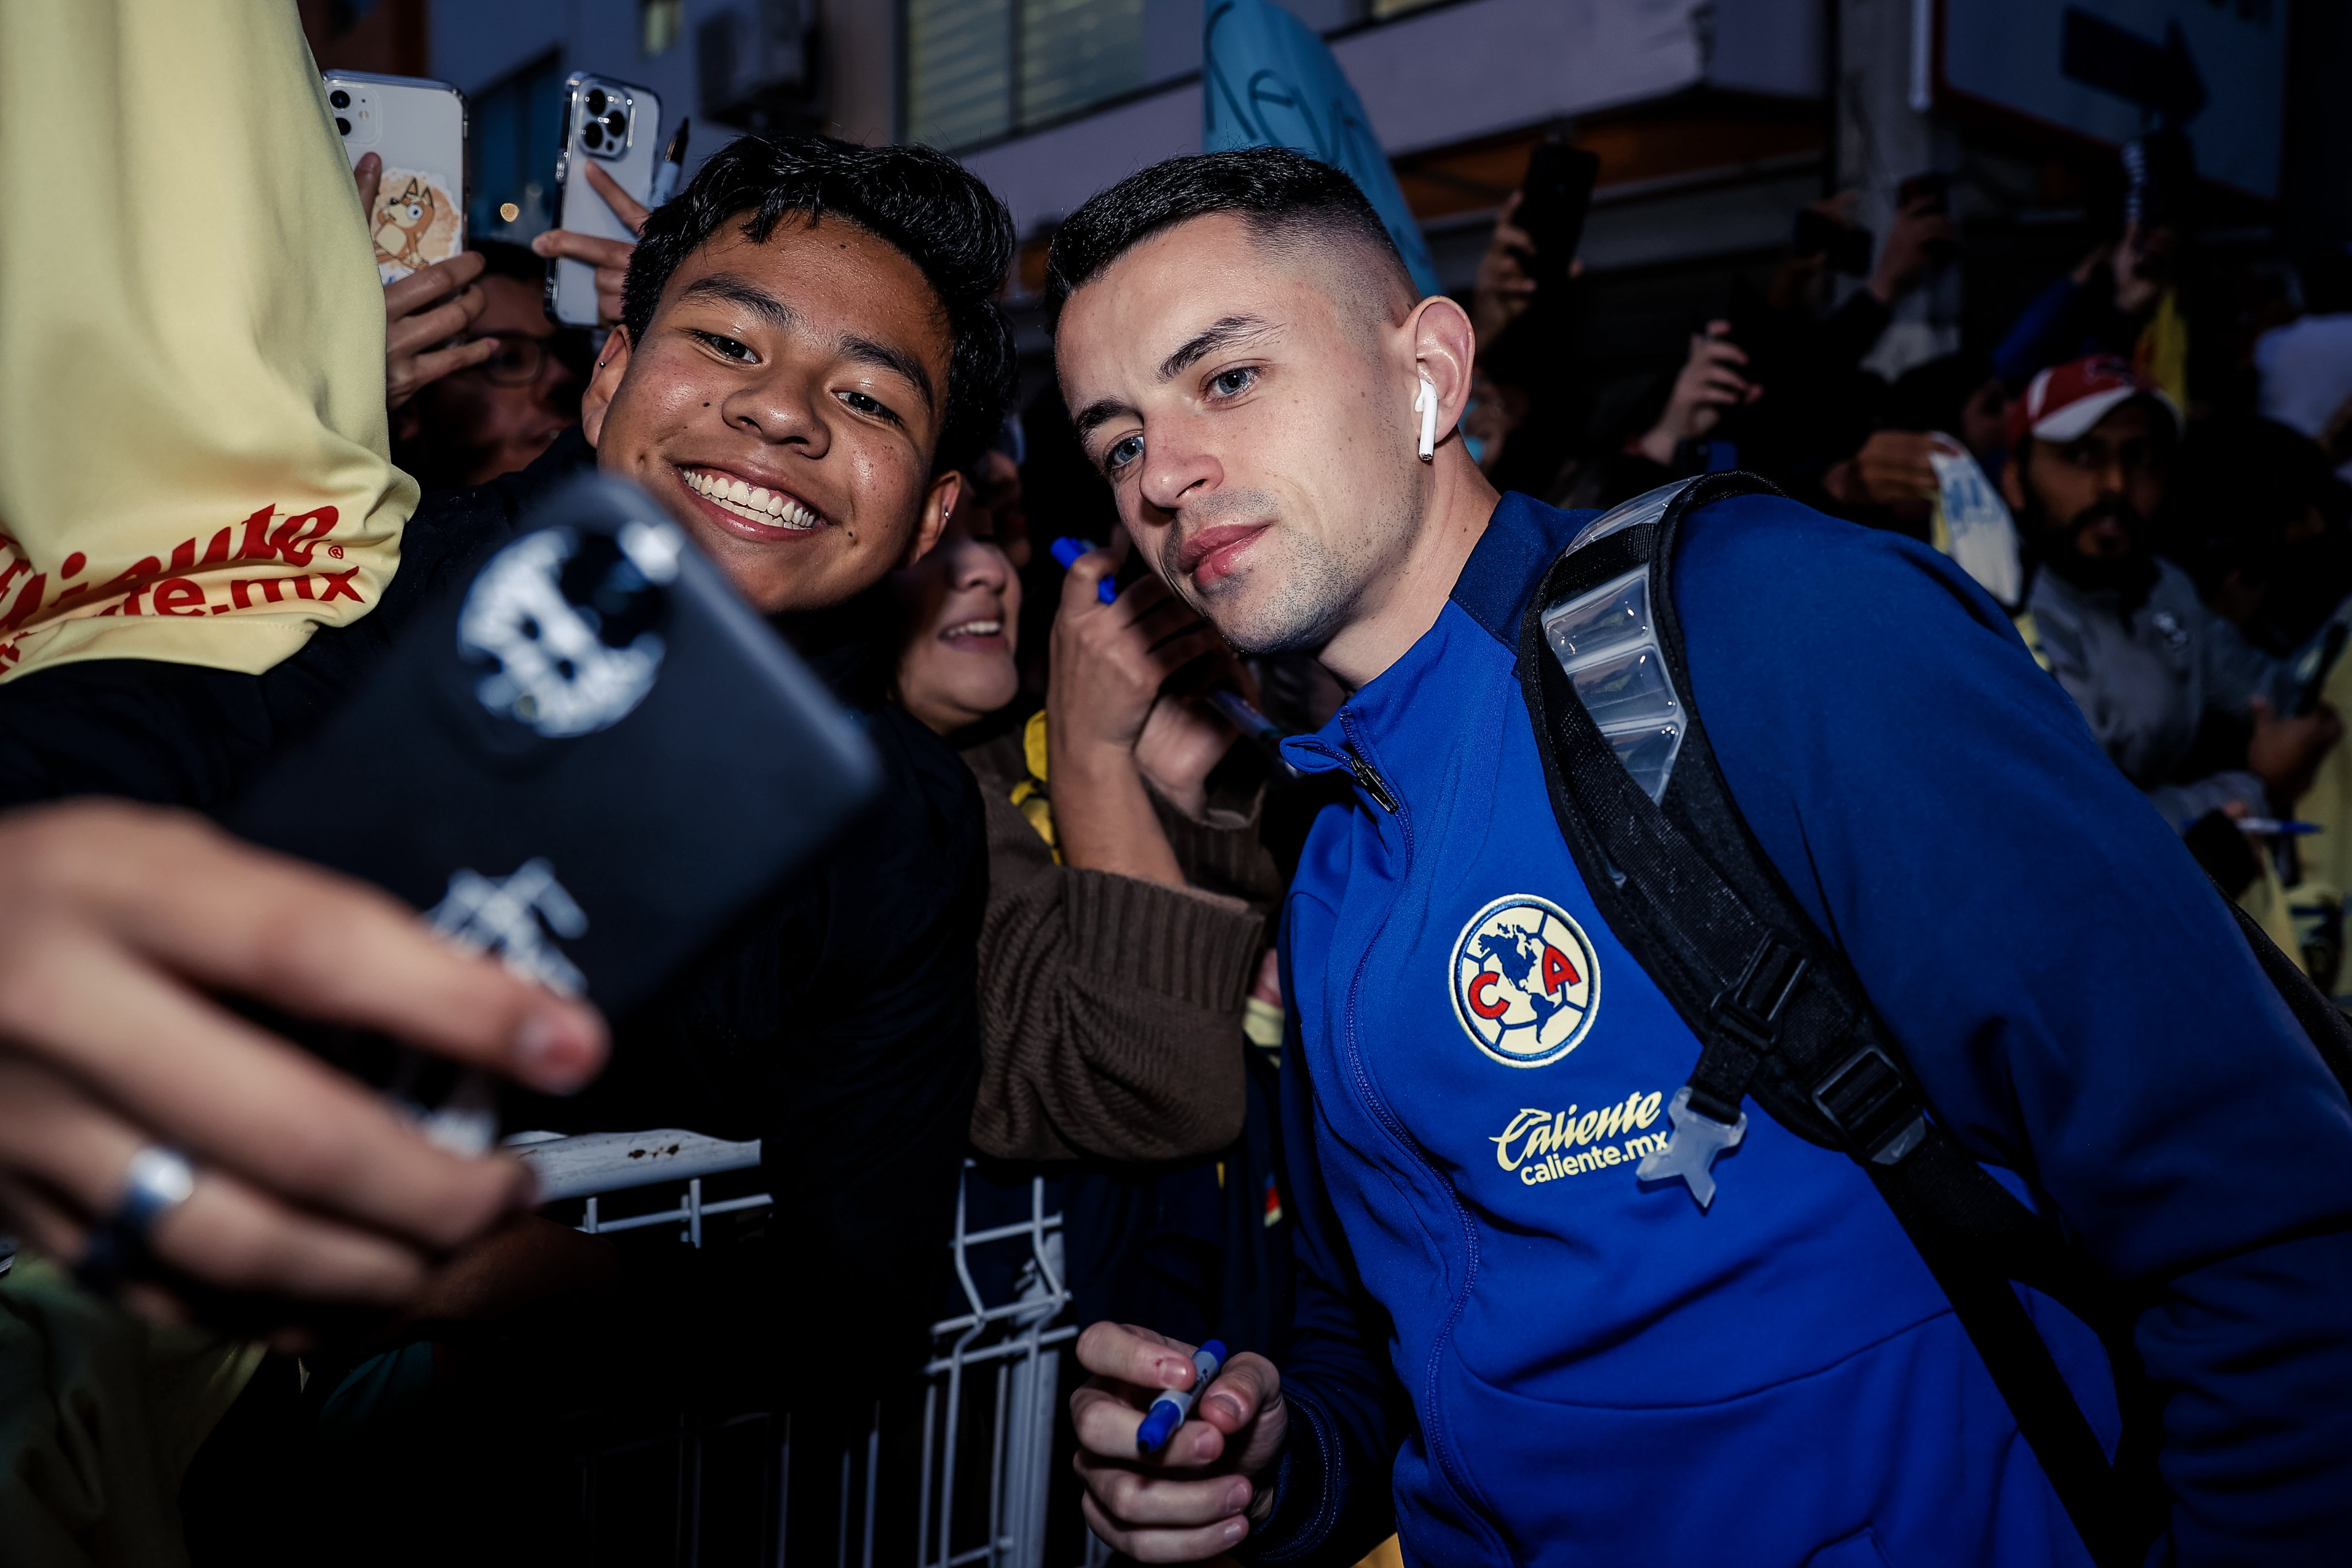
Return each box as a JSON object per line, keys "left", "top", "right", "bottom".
{"left": 944, "top": 619, "right": 1001, "bottom": 638}
{"left": 684, "top": 469, "right": 822, "bottom": 531}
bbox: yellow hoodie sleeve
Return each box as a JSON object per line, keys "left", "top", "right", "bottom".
{"left": 0, "top": 0, "right": 417, "bottom": 683}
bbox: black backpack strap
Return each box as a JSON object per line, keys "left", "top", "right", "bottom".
{"left": 1519, "top": 474, "right": 2163, "bottom": 1567}
{"left": 2222, "top": 892, "right": 2352, "bottom": 1090}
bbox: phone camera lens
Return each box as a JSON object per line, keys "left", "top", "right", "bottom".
{"left": 585, "top": 88, "right": 607, "bottom": 116}
{"left": 581, "top": 122, "right": 604, "bottom": 150}
{"left": 330, "top": 88, "right": 350, "bottom": 109}
{"left": 604, "top": 111, "right": 628, "bottom": 137}
{"left": 336, "top": 117, "right": 353, "bottom": 136}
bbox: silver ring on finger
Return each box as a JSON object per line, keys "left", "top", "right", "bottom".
{"left": 76, "top": 1145, "right": 196, "bottom": 1295}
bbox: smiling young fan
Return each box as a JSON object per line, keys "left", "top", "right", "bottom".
{"left": 0, "top": 133, "right": 1020, "bottom": 1510}
{"left": 497, "top": 134, "right": 1018, "bottom": 1391}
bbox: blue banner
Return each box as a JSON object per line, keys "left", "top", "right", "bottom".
{"left": 1202, "top": 0, "right": 1441, "bottom": 297}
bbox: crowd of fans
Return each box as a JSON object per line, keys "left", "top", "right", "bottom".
{"left": 2, "top": 9, "right": 2350, "bottom": 1563}
{"left": 1456, "top": 144, "right": 2352, "bottom": 988}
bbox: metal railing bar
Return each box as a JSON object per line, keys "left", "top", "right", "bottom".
{"left": 687, "top": 1417, "right": 705, "bottom": 1568}
{"left": 1027, "top": 1178, "right": 1067, "bottom": 1299}
{"left": 916, "top": 1383, "right": 938, "bottom": 1568}
{"left": 861, "top": 1402, "right": 880, "bottom": 1568}
{"left": 776, "top": 1413, "right": 792, "bottom": 1568}
{"left": 568, "top": 1191, "right": 771, "bottom": 1237}
{"left": 956, "top": 1214, "right": 1065, "bottom": 1248}
{"left": 835, "top": 1444, "right": 851, "bottom": 1568}
{"left": 988, "top": 1359, "right": 1009, "bottom": 1565}
{"left": 563, "top": 1157, "right": 1084, "bottom": 1567}
{"left": 920, "top": 1324, "right": 1074, "bottom": 1377}
{"left": 925, "top": 1295, "right": 1074, "bottom": 1337}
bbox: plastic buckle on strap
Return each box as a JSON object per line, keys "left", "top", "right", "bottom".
{"left": 1708, "top": 937, "right": 1808, "bottom": 1052}
{"left": 1812, "top": 1045, "right": 1929, "bottom": 1166}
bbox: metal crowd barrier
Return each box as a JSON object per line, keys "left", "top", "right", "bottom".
{"left": 512, "top": 1132, "right": 1105, "bottom": 1568}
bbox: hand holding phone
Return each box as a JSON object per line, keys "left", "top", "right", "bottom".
{"left": 1873, "top": 176, "right": 1959, "bottom": 301}
{"left": 1514, "top": 141, "right": 1600, "bottom": 291}
{"left": 0, "top": 800, "right": 604, "bottom": 1319}
{"left": 229, "top": 475, "right": 880, "bottom": 1143}
{"left": 1792, "top": 206, "right": 1873, "bottom": 277}
{"left": 544, "top": 75, "right": 664, "bottom": 328}
{"left": 358, "top": 153, "right": 497, "bottom": 408}
{"left": 2296, "top": 622, "right": 2350, "bottom": 718}
{"left": 326, "top": 73, "right": 467, "bottom": 285}
{"left": 531, "top": 164, "right": 651, "bottom": 334}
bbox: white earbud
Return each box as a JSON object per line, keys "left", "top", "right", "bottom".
{"left": 1413, "top": 373, "right": 1438, "bottom": 462}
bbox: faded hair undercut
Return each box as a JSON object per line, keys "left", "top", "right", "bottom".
{"left": 1043, "top": 147, "right": 1417, "bottom": 329}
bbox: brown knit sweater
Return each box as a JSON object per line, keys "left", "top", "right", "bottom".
{"left": 963, "top": 727, "right": 1283, "bottom": 1163}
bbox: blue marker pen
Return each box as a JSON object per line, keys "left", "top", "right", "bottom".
{"left": 2239, "top": 818, "right": 2322, "bottom": 836}
{"left": 1050, "top": 536, "right": 1118, "bottom": 604}
{"left": 1136, "top": 1339, "right": 1225, "bottom": 1454}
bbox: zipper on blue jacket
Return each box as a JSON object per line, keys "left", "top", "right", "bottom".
{"left": 1341, "top": 744, "right": 1398, "bottom": 813}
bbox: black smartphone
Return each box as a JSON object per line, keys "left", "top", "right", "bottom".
{"left": 1895, "top": 172, "right": 1959, "bottom": 264}
{"left": 229, "top": 477, "right": 879, "bottom": 1130}
{"left": 1792, "top": 208, "right": 1873, "bottom": 276}
{"left": 2184, "top": 808, "right": 2265, "bottom": 900}
{"left": 1515, "top": 142, "right": 1600, "bottom": 289}
{"left": 2297, "top": 622, "right": 2349, "bottom": 717}
{"left": 1896, "top": 172, "right": 1949, "bottom": 209}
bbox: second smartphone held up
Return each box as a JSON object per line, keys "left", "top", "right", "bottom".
{"left": 548, "top": 73, "right": 663, "bottom": 327}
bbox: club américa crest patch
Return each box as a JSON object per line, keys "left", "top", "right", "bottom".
{"left": 1450, "top": 894, "right": 1600, "bottom": 1068}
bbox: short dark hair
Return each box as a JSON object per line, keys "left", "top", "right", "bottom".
{"left": 622, "top": 133, "right": 1017, "bottom": 474}
{"left": 1043, "top": 147, "right": 1414, "bottom": 326}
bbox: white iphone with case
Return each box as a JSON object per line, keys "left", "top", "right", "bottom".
{"left": 324, "top": 71, "right": 467, "bottom": 284}
{"left": 548, "top": 73, "right": 663, "bottom": 328}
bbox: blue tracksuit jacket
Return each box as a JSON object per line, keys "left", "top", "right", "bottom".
{"left": 1246, "top": 490, "right": 2352, "bottom": 1566}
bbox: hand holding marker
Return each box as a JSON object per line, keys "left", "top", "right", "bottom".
{"left": 1050, "top": 536, "right": 1301, "bottom": 777}
{"left": 1137, "top": 1338, "right": 1226, "bottom": 1453}
{"left": 1050, "top": 534, "right": 1122, "bottom": 605}
{"left": 648, "top": 119, "right": 691, "bottom": 206}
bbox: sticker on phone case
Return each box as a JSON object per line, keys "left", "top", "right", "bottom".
{"left": 371, "top": 169, "right": 461, "bottom": 282}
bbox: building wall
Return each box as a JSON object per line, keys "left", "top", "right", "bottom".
{"left": 301, "top": 0, "right": 427, "bottom": 76}
{"left": 423, "top": 0, "right": 898, "bottom": 164}
{"left": 371, "top": 0, "right": 1832, "bottom": 292}
{"left": 957, "top": 0, "right": 1811, "bottom": 242}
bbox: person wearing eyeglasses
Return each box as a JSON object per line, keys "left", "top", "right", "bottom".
{"left": 391, "top": 240, "right": 593, "bottom": 491}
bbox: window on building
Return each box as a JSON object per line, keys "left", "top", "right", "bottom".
{"left": 467, "top": 54, "right": 568, "bottom": 243}
{"left": 642, "top": 0, "right": 684, "bottom": 57}
{"left": 905, "top": 0, "right": 1144, "bottom": 150}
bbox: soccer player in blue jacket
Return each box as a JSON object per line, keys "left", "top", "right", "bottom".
{"left": 1043, "top": 148, "right": 2352, "bottom": 1566}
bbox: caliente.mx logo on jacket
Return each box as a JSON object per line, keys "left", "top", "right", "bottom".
{"left": 1450, "top": 894, "right": 1600, "bottom": 1068}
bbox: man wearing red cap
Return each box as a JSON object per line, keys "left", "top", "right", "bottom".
{"left": 2000, "top": 354, "right": 2342, "bottom": 827}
